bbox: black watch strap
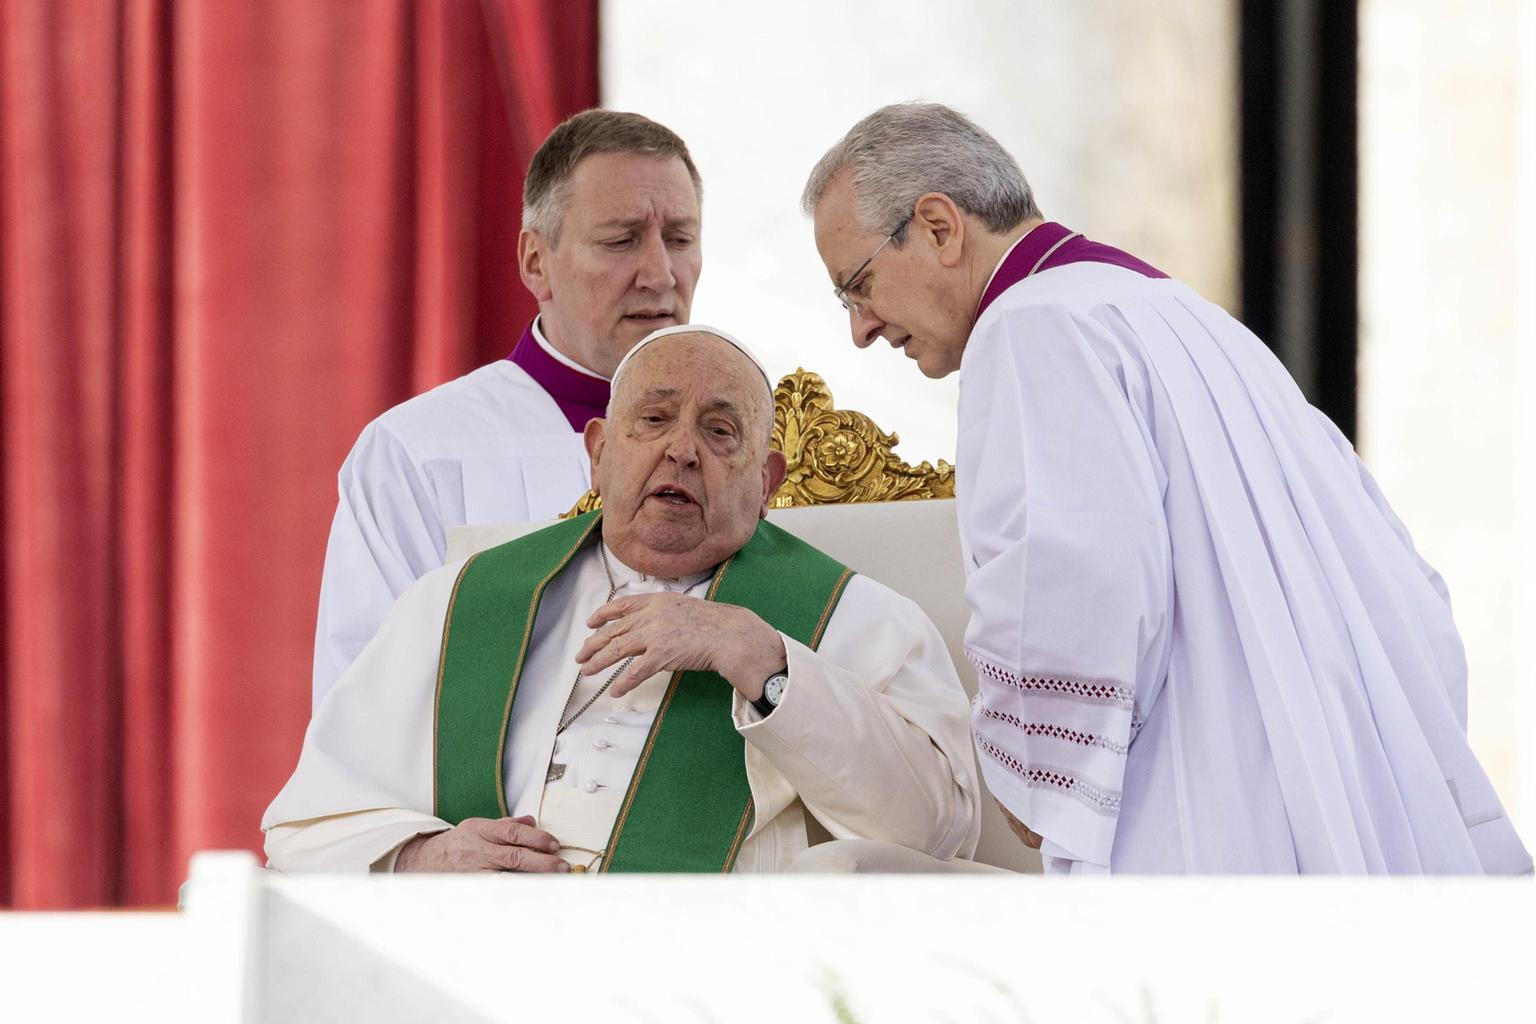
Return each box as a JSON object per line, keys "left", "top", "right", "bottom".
{"left": 751, "top": 671, "right": 786, "bottom": 718}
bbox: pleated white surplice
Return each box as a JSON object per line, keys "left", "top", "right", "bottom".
{"left": 311, "top": 360, "right": 591, "bottom": 707}
{"left": 958, "top": 262, "right": 1531, "bottom": 875}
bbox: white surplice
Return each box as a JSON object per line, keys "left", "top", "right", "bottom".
{"left": 959, "top": 260, "right": 1532, "bottom": 875}
{"left": 312, "top": 322, "right": 593, "bottom": 707}
{"left": 265, "top": 540, "right": 981, "bottom": 872}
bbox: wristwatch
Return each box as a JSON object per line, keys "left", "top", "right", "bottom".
{"left": 751, "top": 671, "right": 789, "bottom": 718}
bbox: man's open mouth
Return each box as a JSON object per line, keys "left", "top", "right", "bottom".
{"left": 625, "top": 310, "right": 675, "bottom": 324}
{"left": 648, "top": 485, "right": 697, "bottom": 507}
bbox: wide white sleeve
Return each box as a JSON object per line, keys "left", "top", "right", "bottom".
{"left": 730, "top": 576, "right": 981, "bottom": 861}
{"left": 265, "top": 809, "right": 450, "bottom": 874}
{"left": 266, "top": 562, "right": 463, "bottom": 870}
{"left": 957, "top": 304, "right": 1170, "bottom": 871}
{"left": 312, "top": 421, "right": 447, "bottom": 708}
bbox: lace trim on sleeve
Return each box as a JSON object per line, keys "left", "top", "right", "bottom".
{"left": 967, "top": 652, "right": 1134, "bottom": 710}
{"left": 977, "top": 738, "right": 1123, "bottom": 816}
{"left": 977, "top": 706, "right": 1128, "bottom": 757}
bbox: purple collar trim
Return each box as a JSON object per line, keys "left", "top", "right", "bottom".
{"left": 507, "top": 324, "right": 610, "bottom": 432}
{"left": 974, "top": 222, "right": 1168, "bottom": 320}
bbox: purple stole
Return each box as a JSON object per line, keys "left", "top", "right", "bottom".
{"left": 506, "top": 324, "right": 610, "bottom": 432}
{"left": 975, "top": 222, "right": 1167, "bottom": 320}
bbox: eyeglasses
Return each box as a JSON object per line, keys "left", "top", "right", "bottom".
{"left": 833, "top": 215, "right": 912, "bottom": 317}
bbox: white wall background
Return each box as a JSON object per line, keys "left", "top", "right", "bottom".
{"left": 1359, "top": 0, "right": 1534, "bottom": 835}
{"left": 603, "top": 0, "right": 1236, "bottom": 463}
{"left": 1520, "top": 0, "right": 1536, "bottom": 842}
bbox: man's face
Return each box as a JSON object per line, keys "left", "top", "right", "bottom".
{"left": 586, "top": 333, "right": 786, "bottom": 578}
{"left": 523, "top": 153, "right": 702, "bottom": 377}
{"left": 811, "top": 170, "right": 970, "bottom": 378}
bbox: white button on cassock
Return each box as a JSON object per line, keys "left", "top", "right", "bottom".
{"left": 593, "top": 738, "right": 611, "bottom": 751}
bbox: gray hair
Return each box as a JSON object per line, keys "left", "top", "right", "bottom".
{"left": 800, "top": 103, "right": 1040, "bottom": 237}
{"left": 523, "top": 109, "right": 703, "bottom": 242}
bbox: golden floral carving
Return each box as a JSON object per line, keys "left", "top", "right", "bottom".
{"left": 565, "top": 489, "right": 604, "bottom": 517}
{"left": 563, "top": 368, "right": 954, "bottom": 516}
{"left": 769, "top": 368, "right": 954, "bottom": 507}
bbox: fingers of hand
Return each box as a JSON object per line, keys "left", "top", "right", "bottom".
{"left": 589, "top": 591, "right": 697, "bottom": 629}
{"left": 608, "top": 653, "right": 659, "bottom": 698}
{"left": 575, "top": 617, "right": 631, "bottom": 667}
{"left": 580, "top": 595, "right": 711, "bottom": 686}
{"left": 462, "top": 817, "right": 571, "bottom": 872}
{"left": 481, "top": 817, "right": 560, "bottom": 854}
{"left": 587, "top": 595, "right": 642, "bottom": 629}
{"left": 486, "top": 843, "right": 571, "bottom": 873}
{"left": 578, "top": 631, "right": 644, "bottom": 676}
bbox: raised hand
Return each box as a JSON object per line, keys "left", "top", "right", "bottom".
{"left": 575, "top": 593, "right": 787, "bottom": 701}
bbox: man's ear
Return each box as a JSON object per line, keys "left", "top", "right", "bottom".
{"left": 913, "top": 192, "right": 966, "bottom": 268}
{"left": 759, "top": 450, "right": 788, "bottom": 517}
{"left": 518, "top": 228, "right": 554, "bottom": 302}
{"left": 583, "top": 417, "right": 607, "bottom": 492}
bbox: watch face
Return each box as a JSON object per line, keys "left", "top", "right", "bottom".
{"left": 764, "top": 674, "right": 788, "bottom": 705}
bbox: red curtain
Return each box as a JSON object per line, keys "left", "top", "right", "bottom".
{"left": 0, "top": 0, "right": 598, "bottom": 908}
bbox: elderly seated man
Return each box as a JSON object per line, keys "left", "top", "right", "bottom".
{"left": 265, "top": 325, "right": 981, "bottom": 873}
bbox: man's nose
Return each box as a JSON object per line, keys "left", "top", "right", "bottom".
{"left": 664, "top": 429, "right": 699, "bottom": 466}
{"left": 634, "top": 231, "right": 676, "bottom": 293}
{"left": 849, "top": 307, "right": 884, "bottom": 349}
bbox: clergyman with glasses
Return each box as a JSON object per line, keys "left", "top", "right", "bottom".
{"left": 804, "top": 102, "right": 1531, "bottom": 876}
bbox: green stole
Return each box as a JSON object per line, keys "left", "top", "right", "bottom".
{"left": 432, "top": 511, "right": 854, "bottom": 872}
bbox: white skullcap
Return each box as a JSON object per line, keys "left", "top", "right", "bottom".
{"left": 610, "top": 323, "right": 773, "bottom": 402}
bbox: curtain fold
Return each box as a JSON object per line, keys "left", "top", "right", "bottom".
{"left": 0, "top": 0, "right": 597, "bottom": 908}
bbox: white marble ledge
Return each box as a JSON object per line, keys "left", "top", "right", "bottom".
{"left": 4, "top": 851, "right": 1531, "bottom": 1023}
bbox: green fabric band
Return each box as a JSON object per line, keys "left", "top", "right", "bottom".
{"left": 434, "top": 512, "right": 602, "bottom": 824}
{"left": 433, "top": 512, "right": 854, "bottom": 872}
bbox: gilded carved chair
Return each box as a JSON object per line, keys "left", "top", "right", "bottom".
{"left": 446, "top": 370, "right": 1041, "bottom": 874}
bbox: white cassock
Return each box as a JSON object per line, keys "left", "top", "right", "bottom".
{"left": 312, "top": 319, "right": 593, "bottom": 707}
{"left": 266, "top": 542, "right": 981, "bottom": 872}
{"left": 959, "top": 258, "right": 1533, "bottom": 875}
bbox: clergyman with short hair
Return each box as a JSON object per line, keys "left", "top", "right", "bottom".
{"left": 313, "top": 109, "right": 705, "bottom": 708}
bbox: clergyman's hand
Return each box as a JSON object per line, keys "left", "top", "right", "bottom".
{"left": 995, "top": 799, "right": 1044, "bottom": 850}
{"left": 394, "top": 815, "right": 570, "bottom": 873}
{"left": 575, "top": 593, "right": 787, "bottom": 702}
